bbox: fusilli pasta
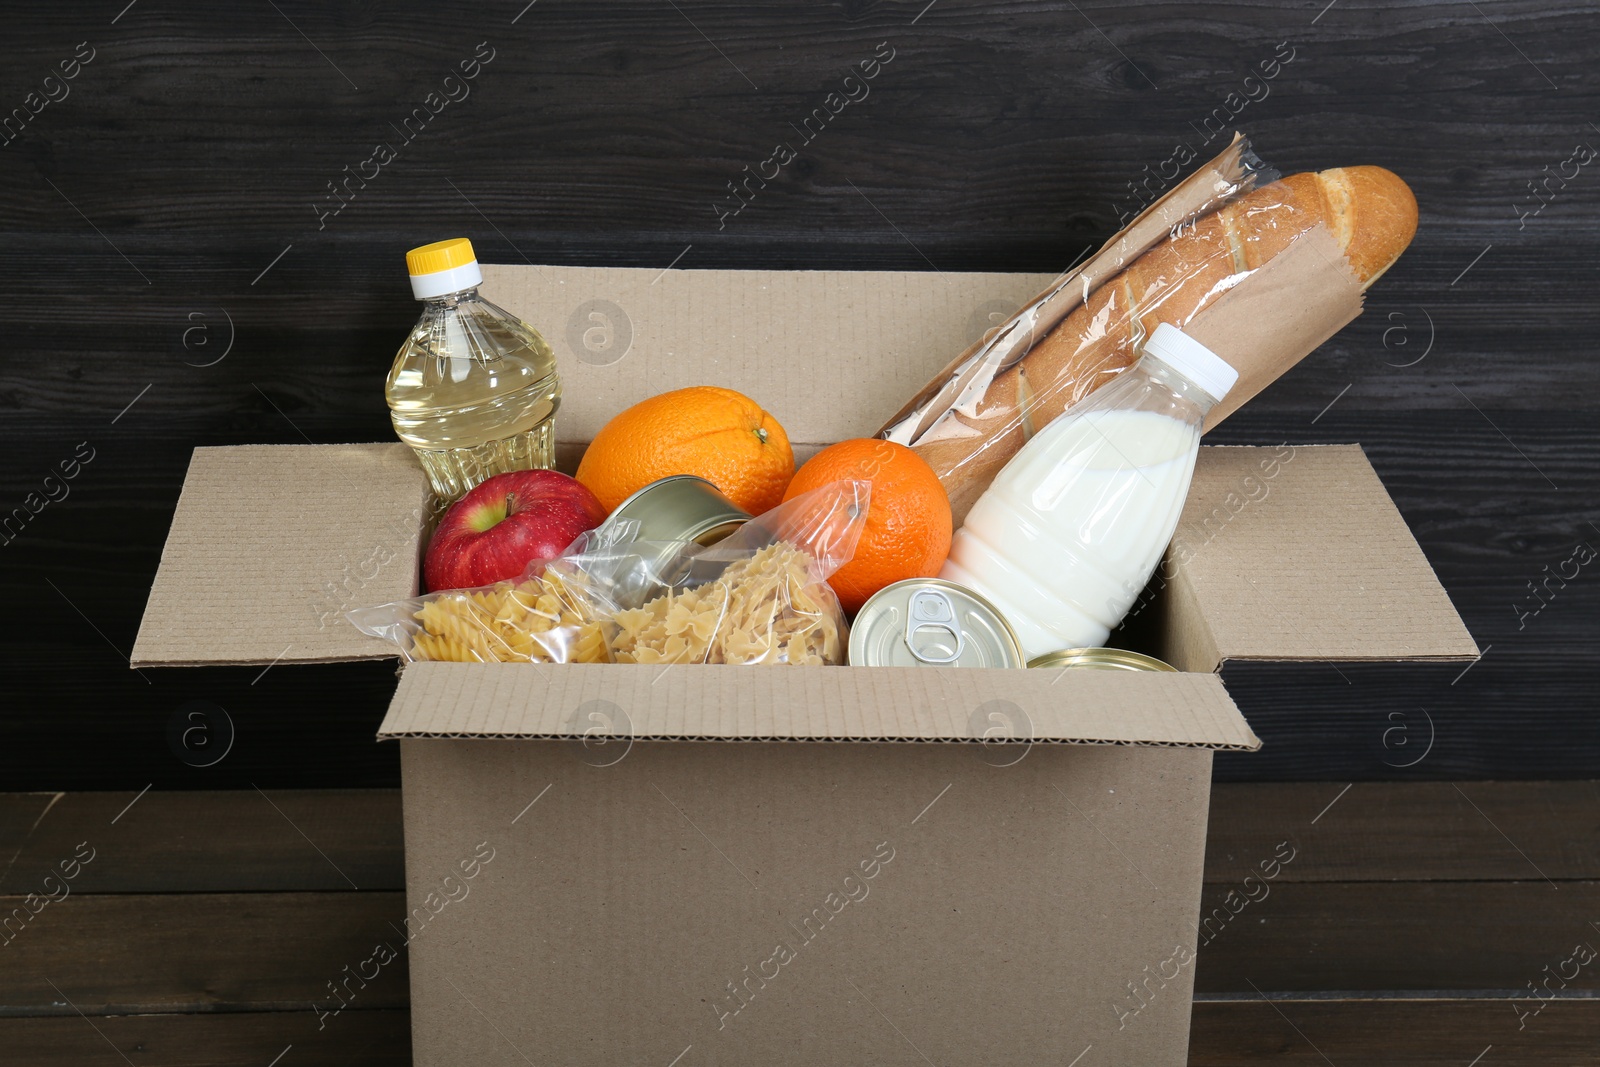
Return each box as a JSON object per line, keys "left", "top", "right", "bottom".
{"left": 404, "top": 568, "right": 612, "bottom": 664}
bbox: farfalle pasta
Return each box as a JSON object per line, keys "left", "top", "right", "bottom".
{"left": 610, "top": 542, "right": 843, "bottom": 666}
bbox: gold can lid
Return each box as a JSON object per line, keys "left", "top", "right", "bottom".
{"left": 1025, "top": 647, "right": 1178, "bottom": 672}
{"left": 849, "top": 578, "right": 1026, "bottom": 669}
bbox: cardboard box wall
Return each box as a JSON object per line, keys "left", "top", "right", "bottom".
{"left": 132, "top": 264, "right": 1477, "bottom": 1066}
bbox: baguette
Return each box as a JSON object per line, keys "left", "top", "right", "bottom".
{"left": 919, "top": 165, "right": 1419, "bottom": 522}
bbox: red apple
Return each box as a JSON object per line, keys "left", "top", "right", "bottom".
{"left": 425, "top": 470, "right": 608, "bottom": 591}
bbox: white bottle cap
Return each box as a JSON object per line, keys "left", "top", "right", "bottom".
{"left": 1140, "top": 323, "right": 1240, "bottom": 403}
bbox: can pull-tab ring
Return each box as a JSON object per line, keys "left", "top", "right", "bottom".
{"left": 904, "top": 589, "right": 965, "bottom": 665}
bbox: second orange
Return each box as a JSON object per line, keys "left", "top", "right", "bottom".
{"left": 783, "top": 438, "right": 952, "bottom": 614}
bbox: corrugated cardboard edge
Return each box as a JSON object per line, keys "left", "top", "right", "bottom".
{"left": 1174, "top": 444, "right": 1479, "bottom": 663}
{"left": 131, "top": 443, "right": 429, "bottom": 667}
{"left": 375, "top": 662, "right": 1263, "bottom": 750}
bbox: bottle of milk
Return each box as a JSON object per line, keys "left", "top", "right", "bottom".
{"left": 941, "top": 324, "right": 1239, "bottom": 660}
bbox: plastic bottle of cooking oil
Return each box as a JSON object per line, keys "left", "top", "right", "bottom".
{"left": 386, "top": 238, "right": 561, "bottom": 501}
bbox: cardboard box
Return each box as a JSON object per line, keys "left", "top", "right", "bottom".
{"left": 132, "top": 263, "right": 1477, "bottom": 1066}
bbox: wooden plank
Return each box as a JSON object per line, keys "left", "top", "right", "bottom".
{"left": 16, "top": 0, "right": 1595, "bottom": 239}
{"left": 0, "top": 1010, "right": 409, "bottom": 1067}
{"left": 0, "top": 790, "right": 404, "bottom": 894}
{"left": 1189, "top": 998, "right": 1600, "bottom": 1065}
{"left": 2, "top": 2, "right": 1592, "bottom": 239}
{"left": 0, "top": 1000, "right": 1593, "bottom": 1066}
{"left": 4, "top": 781, "right": 1598, "bottom": 892}
{"left": 1194, "top": 882, "right": 1600, "bottom": 994}
{"left": 0, "top": 893, "right": 408, "bottom": 1016}
{"left": 1203, "top": 781, "right": 1600, "bottom": 883}
{"left": 3, "top": 881, "right": 1597, "bottom": 1014}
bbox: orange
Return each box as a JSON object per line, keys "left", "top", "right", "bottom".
{"left": 782, "top": 439, "right": 952, "bottom": 614}
{"left": 576, "top": 386, "right": 794, "bottom": 515}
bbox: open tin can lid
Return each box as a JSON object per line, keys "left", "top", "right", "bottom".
{"left": 848, "top": 578, "right": 1026, "bottom": 669}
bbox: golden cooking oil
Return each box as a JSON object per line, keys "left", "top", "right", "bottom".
{"left": 386, "top": 238, "right": 561, "bottom": 502}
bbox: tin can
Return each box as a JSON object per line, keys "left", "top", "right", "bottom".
{"left": 848, "top": 578, "right": 1026, "bottom": 668}
{"left": 600, "top": 474, "right": 751, "bottom": 546}
{"left": 594, "top": 475, "right": 752, "bottom": 607}
{"left": 1025, "top": 647, "right": 1178, "bottom": 672}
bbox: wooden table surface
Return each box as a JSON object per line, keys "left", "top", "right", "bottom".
{"left": 3, "top": 782, "right": 1596, "bottom": 1065}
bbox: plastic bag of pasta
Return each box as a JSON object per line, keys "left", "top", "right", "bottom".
{"left": 346, "top": 481, "right": 869, "bottom": 668}
{"left": 345, "top": 528, "right": 627, "bottom": 665}
{"left": 605, "top": 479, "right": 870, "bottom": 666}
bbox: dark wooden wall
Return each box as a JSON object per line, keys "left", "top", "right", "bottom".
{"left": 2, "top": 1, "right": 1594, "bottom": 789}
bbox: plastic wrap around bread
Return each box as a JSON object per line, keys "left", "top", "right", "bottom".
{"left": 878, "top": 135, "right": 1419, "bottom": 523}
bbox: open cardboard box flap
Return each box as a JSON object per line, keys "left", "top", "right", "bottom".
{"left": 131, "top": 442, "right": 430, "bottom": 668}
{"left": 130, "top": 264, "right": 1477, "bottom": 748}
{"left": 1173, "top": 445, "right": 1479, "bottom": 665}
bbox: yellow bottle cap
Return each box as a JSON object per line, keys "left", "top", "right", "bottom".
{"left": 406, "top": 238, "right": 477, "bottom": 277}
